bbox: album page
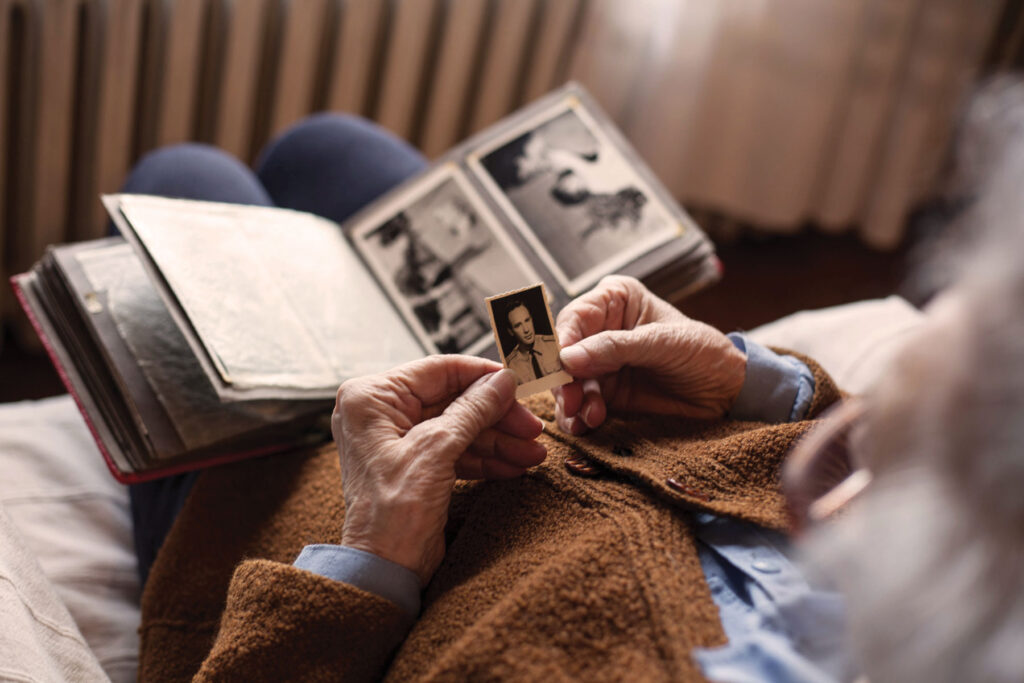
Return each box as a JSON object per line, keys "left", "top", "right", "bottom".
{"left": 109, "top": 195, "right": 424, "bottom": 401}
{"left": 344, "top": 84, "right": 714, "bottom": 357}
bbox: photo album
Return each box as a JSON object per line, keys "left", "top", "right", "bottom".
{"left": 11, "top": 83, "right": 719, "bottom": 481}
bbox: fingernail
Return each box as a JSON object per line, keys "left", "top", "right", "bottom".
{"left": 530, "top": 441, "right": 548, "bottom": 463}
{"left": 486, "top": 368, "right": 516, "bottom": 393}
{"left": 560, "top": 345, "right": 586, "bottom": 367}
{"left": 581, "top": 403, "right": 597, "bottom": 428}
{"left": 554, "top": 391, "right": 564, "bottom": 415}
{"left": 569, "top": 416, "right": 587, "bottom": 435}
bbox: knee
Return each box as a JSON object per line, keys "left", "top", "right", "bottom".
{"left": 261, "top": 114, "right": 421, "bottom": 165}
{"left": 126, "top": 143, "right": 238, "bottom": 190}
{"left": 269, "top": 112, "right": 375, "bottom": 144}
{"left": 256, "top": 114, "right": 427, "bottom": 223}
{"left": 122, "top": 143, "right": 270, "bottom": 205}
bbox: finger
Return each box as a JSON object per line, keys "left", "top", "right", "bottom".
{"left": 559, "top": 327, "right": 663, "bottom": 379}
{"left": 335, "top": 355, "right": 504, "bottom": 437}
{"left": 555, "top": 275, "right": 659, "bottom": 346}
{"left": 492, "top": 400, "right": 544, "bottom": 439}
{"left": 578, "top": 378, "right": 607, "bottom": 429}
{"left": 557, "top": 380, "right": 605, "bottom": 433}
{"left": 468, "top": 430, "right": 547, "bottom": 468}
{"left": 556, "top": 279, "right": 634, "bottom": 347}
{"left": 393, "top": 355, "right": 504, "bottom": 409}
{"left": 407, "top": 368, "right": 517, "bottom": 459}
{"left": 556, "top": 411, "right": 588, "bottom": 436}
{"left": 556, "top": 275, "right": 688, "bottom": 348}
{"left": 554, "top": 380, "right": 591, "bottom": 434}
{"left": 554, "top": 379, "right": 584, "bottom": 420}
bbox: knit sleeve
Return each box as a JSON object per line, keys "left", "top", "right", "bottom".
{"left": 194, "top": 558, "right": 412, "bottom": 682}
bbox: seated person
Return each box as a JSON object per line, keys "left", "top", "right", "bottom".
{"left": 125, "top": 108, "right": 1022, "bottom": 682}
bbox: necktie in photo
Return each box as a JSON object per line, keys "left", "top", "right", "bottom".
{"left": 530, "top": 349, "right": 543, "bottom": 379}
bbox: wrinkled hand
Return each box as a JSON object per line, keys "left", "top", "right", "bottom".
{"left": 553, "top": 275, "right": 746, "bottom": 434}
{"left": 332, "top": 356, "right": 545, "bottom": 586}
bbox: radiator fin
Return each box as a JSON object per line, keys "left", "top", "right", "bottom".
{"left": 73, "top": 0, "right": 144, "bottom": 241}
{"left": 419, "top": 0, "right": 490, "bottom": 158}
{"left": 375, "top": 0, "right": 442, "bottom": 140}
{"left": 466, "top": 0, "right": 540, "bottom": 134}
{"left": 324, "top": 0, "right": 388, "bottom": 117}
{"left": 268, "top": 0, "right": 333, "bottom": 140}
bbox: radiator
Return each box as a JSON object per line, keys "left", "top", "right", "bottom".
{"left": 0, "top": 0, "right": 1006, "bottom": 326}
{"left": 0, "top": 0, "right": 586, "bottom": 311}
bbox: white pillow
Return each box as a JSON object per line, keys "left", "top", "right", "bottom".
{"left": 748, "top": 295, "right": 924, "bottom": 395}
{"left": 0, "top": 395, "right": 139, "bottom": 682}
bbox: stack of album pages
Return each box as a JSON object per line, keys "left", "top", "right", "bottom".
{"left": 12, "top": 84, "right": 719, "bottom": 481}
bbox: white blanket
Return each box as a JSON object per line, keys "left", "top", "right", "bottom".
{"left": 0, "top": 504, "right": 110, "bottom": 681}
{"left": 0, "top": 396, "right": 139, "bottom": 682}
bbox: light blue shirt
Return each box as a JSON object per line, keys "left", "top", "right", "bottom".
{"left": 294, "top": 335, "right": 848, "bottom": 681}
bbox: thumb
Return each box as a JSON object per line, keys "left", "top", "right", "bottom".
{"left": 559, "top": 326, "right": 666, "bottom": 379}
{"left": 409, "top": 369, "right": 518, "bottom": 458}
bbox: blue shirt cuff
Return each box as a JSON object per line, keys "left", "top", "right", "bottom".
{"left": 727, "top": 333, "right": 815, "bottom": 423}
{"left": 293, "top": 544, "right": 421, "bottom": 617}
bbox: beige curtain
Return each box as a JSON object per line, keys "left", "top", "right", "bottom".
{"left": 0, "top": 0, "right": 1007, "bottom": 326}
{"left": 568, "top": 0, "right": 1003, "bottom": 248}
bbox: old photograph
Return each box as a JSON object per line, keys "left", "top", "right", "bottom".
{"left": 486, "top": 283, "right": 573, "bottom": 398}
{"left": 351, "top": 166, "right": 541, "bottom": 355}
{"left": 470, "top": 97, "right": 681, "bottom": 294}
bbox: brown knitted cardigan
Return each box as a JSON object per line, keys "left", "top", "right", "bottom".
{"left": 138, "top": 353, "right": 841, "bottom": 681}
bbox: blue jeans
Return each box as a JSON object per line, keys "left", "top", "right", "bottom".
{"left": 125, "top": 114, "right": 427, "bottom": 586}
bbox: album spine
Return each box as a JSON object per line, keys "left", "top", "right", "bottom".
{"left": 10, "top": 274, "right": 308, "bottom": 483}
{"left": 9, "top": 273, "right": 131, "bottom": 482}
{"left": 115, "top": 443, "right": 307, "bottom": 484}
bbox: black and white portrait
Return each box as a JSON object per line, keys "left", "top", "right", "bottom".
{"left": 486, "top": 283, "right": 572, "bottom": 398}
{"left": 352, "top": 168, "right": 540, "bottom": 354}
{"left": 471, "top": 100, "right": 679, "bottom": 294}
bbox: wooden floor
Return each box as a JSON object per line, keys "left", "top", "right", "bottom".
{"left": 0, "top": 230, "right": 908, "bottom": 404}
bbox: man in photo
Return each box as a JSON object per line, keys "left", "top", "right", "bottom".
{"left": 503, "top": 299, "right": 562, "bottom": 384}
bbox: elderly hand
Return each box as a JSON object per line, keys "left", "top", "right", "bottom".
{"left": 332, "top": 356, "right": 545, "bottom": 586}
{"left": 553, "top": 275, "right": 746, "bottom": 434}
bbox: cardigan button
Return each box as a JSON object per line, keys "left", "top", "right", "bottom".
{"left": 565, "top": 455, "right": 599, "bottom": 477}
{"left": 611, "top": 444, "right": 634, "bottom": 457}
{"left": 666, "top": 477, "right": 711, "bottom": 501}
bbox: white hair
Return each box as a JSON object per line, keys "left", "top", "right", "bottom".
{"left": 802, "top": 79, "right": 1024, "bottom": 683}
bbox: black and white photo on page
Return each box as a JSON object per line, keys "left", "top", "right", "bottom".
{"left": 485, "top": 283, "right": 572, "bottom": 399}
{"left": 350, "top": 164, "right": 541, "bottom": 355}
{"left": 469, "top": 95, "right": 683, "bottom": 296}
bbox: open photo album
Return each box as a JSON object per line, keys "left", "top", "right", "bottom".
{"left": 11, "top": 83, "right": 720, "bottom": 481}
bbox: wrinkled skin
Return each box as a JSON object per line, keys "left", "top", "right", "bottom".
{"left": 333, "top": 276, "right": 747, "bottom": 587}
{"left": 553, "top": 275, "right": 747, "bottom": 434}
{"left": 332, "top": 357, "right": 545, "bottom": 585}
